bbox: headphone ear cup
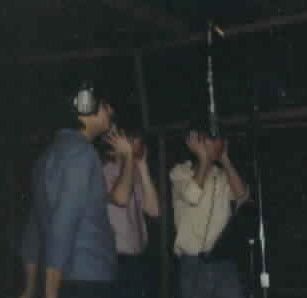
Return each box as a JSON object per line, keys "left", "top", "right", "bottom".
{"left": 73, "top": 89, "right": 97, "bottom": 115}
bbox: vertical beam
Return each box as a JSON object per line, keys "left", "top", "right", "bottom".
{"left": 134, "top": 50, "right": 150, "bottom": 131}
{"left": 1, "top": 145, "right": 16, "bottom": 298}
{"left": 158, "top": 135, "right": 169, "bottom": 298}
{"left": 8, "top": 158, "right": 16, "bottom": 297}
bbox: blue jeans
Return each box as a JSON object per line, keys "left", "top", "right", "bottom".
{"left": 178, "top": 255, "right": 245, "bottom": 298}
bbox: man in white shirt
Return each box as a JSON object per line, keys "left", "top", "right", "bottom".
{"left": 170, "top": 125, "right": 249, "bottom": 298}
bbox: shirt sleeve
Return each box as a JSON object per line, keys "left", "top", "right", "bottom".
{"left": 224, "top": 171, "right": 250, "bottom": 208}
{"left": 234, "top": 185, "right": 251, "bottom": 209}
{"left": 169, "top": 161, "right": 203, "bottom": 205}
{"left": 45, "top": 148, "right": 94, "bottom": 271}
{"left": 21, "top": 207, "right": 40, "bottom": 265}
{"left": 103, "top": 163, "right": 119, "bottom": 192}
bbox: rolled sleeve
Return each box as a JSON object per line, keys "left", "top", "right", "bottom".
{"left": 240, "top": 185, "right": 250, "bottom": 201}
{"left": 170, "top": 161, "right": 203, "bottom": 205}
{"left": 45, "top": 150, "right": 94, "bottom": 270}
{"left": 226, "top": 181, "right": 251, "bottom": 211}
{"left": 235, "top": 185, "right": 251, "bottom": 209}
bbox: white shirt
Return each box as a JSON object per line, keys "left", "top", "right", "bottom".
{"left": 170, "top": 161, "right": 243, "bottom": 256}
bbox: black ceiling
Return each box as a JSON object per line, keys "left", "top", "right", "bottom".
{"left": 2, "top": 0, "right": 307, "bottom": 137}
{"left": 1, "top": 0, "right": 307, "bottom": 56}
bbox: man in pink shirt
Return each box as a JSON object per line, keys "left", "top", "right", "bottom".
{"left": 103, "top": 127, "right": 160, "bottom": 298}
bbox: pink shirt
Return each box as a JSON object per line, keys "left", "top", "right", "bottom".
{"left": 103, "top": 162, "right": 148, "bottom": 255}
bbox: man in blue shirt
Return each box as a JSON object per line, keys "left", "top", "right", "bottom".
{"left": 20, "top": 82, "right": 135, "bottom": 298}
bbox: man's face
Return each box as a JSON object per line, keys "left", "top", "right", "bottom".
{"left": 94, "top": 102, "right": 114, "bottom": 135}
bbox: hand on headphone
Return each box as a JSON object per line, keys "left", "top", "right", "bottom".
{"left": 186, "top": 131, "right": 208, "bottom": 162}
{"left": 105, "top": 129, "right": 133, "bottom": 159}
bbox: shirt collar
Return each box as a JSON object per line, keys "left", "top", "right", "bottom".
{"left": 57, "top": 129, "right": 88, "bottom": 143}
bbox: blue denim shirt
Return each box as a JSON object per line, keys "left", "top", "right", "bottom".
{"left": 21, "top": 129, "right": 116, "bottom": 281}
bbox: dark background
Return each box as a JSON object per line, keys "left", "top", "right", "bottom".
{"left": 2, "top": 1, "right": 307, "bottom": 297}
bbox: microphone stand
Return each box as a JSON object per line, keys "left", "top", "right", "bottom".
{"left": 250, "top": 100, "right": 270, "bottom": 298}
{"left": 248, "top": 238, "right": 256, "bottom": 298}
{"left": 207, "top": 21, "right": 220, "bottom": 138}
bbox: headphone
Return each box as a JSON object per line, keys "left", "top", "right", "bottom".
{"left": 72, "top": 81, "right": 99, "bottom": 115}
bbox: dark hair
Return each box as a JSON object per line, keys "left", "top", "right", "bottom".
{"left": 187, "top": 114, "right": 226, "bottom": 139}
{"left": 55, "top": 80, "right": 113, "bottom": 131}
{"left": 124, "top": 127, "right": 145, "bottom": 139}
{"left": 115, "top": 116, "right": 146, "bottom": 140}
{"left": 52, "top": 99, "right": 84, "bottom": 130}
{"left": 89, "top": 80, "right": 113, "bottom": 107}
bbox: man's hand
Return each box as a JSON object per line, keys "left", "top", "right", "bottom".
{"left": 45, "top": 267, "right": 62, "bottom": 298}
{"left": 19, "top": 263, "right": 37, "bottom": 298}
{"left": 185, "top": 131, "right": 208, "bottom": 162}
{"left": 105, "top": 130, "right": 133, "bottom": 159}
{"left": 19, "top": 291, "right": 32, "bottom": 298}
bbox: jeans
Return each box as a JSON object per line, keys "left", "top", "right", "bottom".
{"left": 178, "top": 255, "right": 245, "bottom": 298}
{"left": 58, "top": 280, "right": 116, "bottom": 298}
